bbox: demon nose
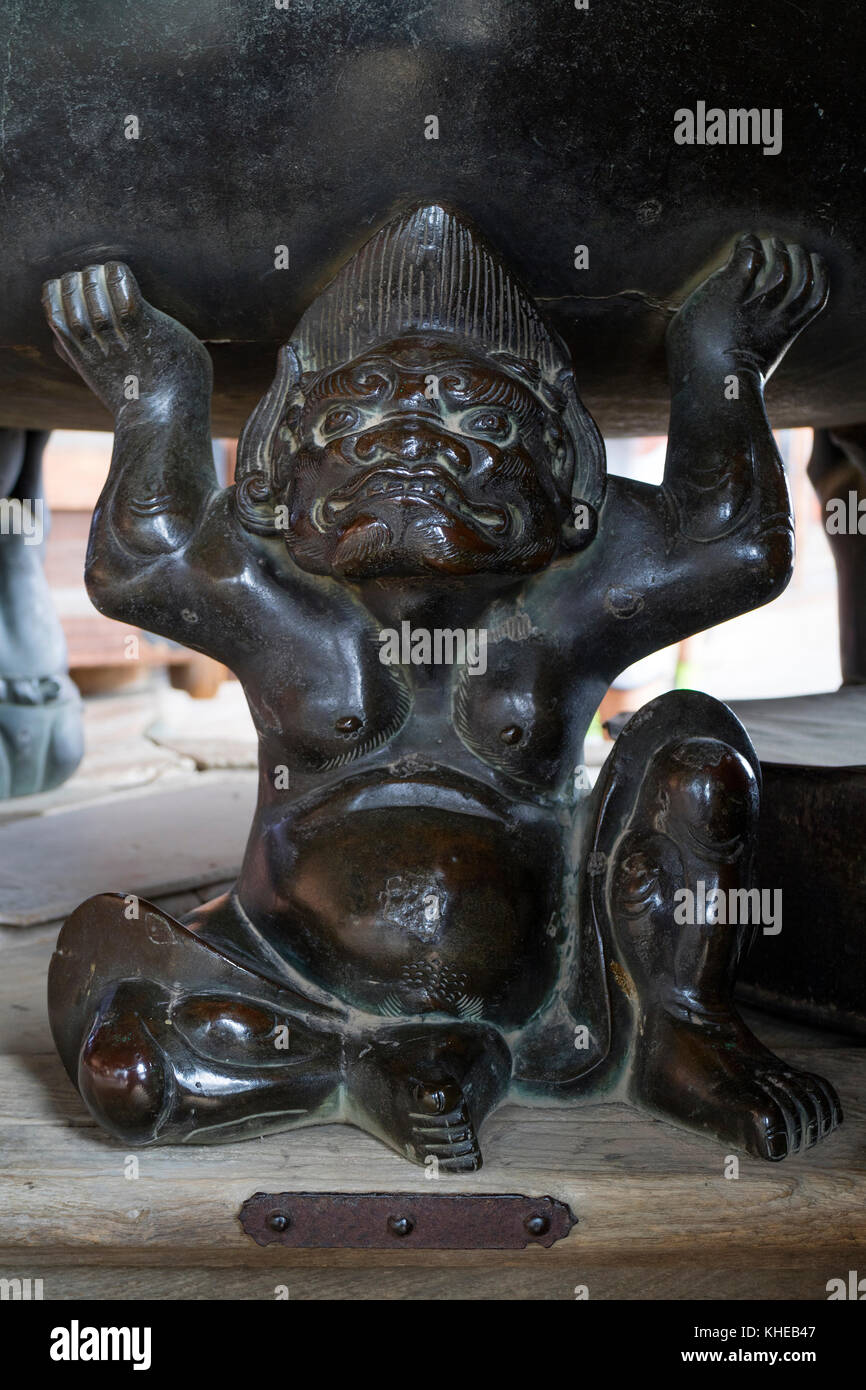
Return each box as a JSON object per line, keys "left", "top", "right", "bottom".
{"left": 353, "top": 421, "right": 471, "bottom": 471}
{"left": 355, "top": 420, "right": 438, "bottom": 459}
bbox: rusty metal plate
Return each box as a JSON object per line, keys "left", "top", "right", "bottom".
{"left": 239, "top": 1191, "right": 575, "bottom": 1250}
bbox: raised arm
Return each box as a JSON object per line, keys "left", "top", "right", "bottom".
{"left": 660, "top": 233, "right": 827, "bottom": 602}
{"left": 568, "top": 235, "right": 829, "bottom": 676}
{"left": 41, "top": 262, "right": 220, "bottom": 642}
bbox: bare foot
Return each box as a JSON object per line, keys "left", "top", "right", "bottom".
{"left": 636, "top": 1005, "right": 842, "bottom": 1160}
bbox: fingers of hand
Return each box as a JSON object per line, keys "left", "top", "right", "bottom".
{"left": 104, "top": 261, "right": 142, "bottom": 321}
{"left": 41, "top": 262, "right": 139, "bottom": 357}
{"left": 729, "top": 232, "right": 764, "bottom": 291}
{"left": 749, "top": 236, "right": 792, "bottom": 308}
{"left": 801, "top": 252, "right": 829, "bottom": 319}
{"left": 746, "top": 238, "right": 829, "bottom": 322}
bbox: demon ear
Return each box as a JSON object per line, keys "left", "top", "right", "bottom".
{"left": 235, "top": 344, "right": 303, "bottom": 535}
{"left": 557, "top": 367, "right": 605, "bottom": 551}
{"left": 558, "top": 366, "right": 606, "bottom": 511}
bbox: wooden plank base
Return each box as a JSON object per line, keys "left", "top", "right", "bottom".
{"left": 1, "top": 892, "right": 864, "bottom": 1301}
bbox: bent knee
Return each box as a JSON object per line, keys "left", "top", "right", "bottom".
{"left": 78, "top": 989, "right": 169, "bottom": 1143}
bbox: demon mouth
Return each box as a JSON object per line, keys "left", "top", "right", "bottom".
{"left": 320, "top": 466, "right": 509, "bottom": 535}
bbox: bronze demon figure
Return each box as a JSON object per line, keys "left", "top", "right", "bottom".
{"left": 45, "top": 206, "right": 840, "bottom": 1168}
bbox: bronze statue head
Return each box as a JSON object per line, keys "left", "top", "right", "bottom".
{"left": 235, "top": 204, "right": 606, "bottom": 580}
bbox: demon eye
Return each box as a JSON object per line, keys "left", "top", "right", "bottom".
{"left": 462, "top": 409, "right": 513, "bottom": 441}
{"left": 321, "top": 406, "right": 361, "bottom": 437}
{"left": 438, "top": 371, "right": 469, "bottom": 396}
{"left": 350, "top": 368, "right": 391, "bottom": 396}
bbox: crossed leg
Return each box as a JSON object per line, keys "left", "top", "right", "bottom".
{"left": 77, "top": 977, "right": 342, "bottom": 1145}
{"left": 49, "top": 892, "right": 512, "bottom": 1168}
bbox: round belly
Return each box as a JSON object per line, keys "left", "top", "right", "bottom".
{"left": 244, "top": 805, "right": 562, "bottom": 1027}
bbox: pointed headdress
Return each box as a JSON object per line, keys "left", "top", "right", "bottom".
{"left": 236, "top": 204, "right": 605, "bottom": 528}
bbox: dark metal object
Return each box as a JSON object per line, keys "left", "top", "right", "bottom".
{"left": 1, "top": 3, "right": 866, "bottom": 436}
{"left": 0, "top": 429, "right": 83, "bottom": 797}
{"left": 47, "top": 206, "right": 842, "bottom": 1167}
{"left": 239, "top": 1192, "right": 575, "bottom": 1250}
{"left": 738, "top": 765, "right": 866, "bottom": 1037}
{"left": 733, "top": 427, "right": 866, "bottom": 1033}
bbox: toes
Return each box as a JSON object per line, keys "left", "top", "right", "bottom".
{"left": 756, "top": 1067, "right": 843, "bottom": 1156}
{"left": 741, "top": 1084, "right": 792, "bottom": 1161}
{"left": 801, "top": 1069, "right": 843, "bottom": 1134}
{"left": 760, "top": 1072, "right": 811, "bottom": 1153}
{"left": 732, "top": 1066, "right": 841, "bottom": 1162}
{"left": 786, "top": 1071, "right": 829, "bottom": 1145}
{"left": 779, "top": 1067, "right": 842, "bottom": 1140}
